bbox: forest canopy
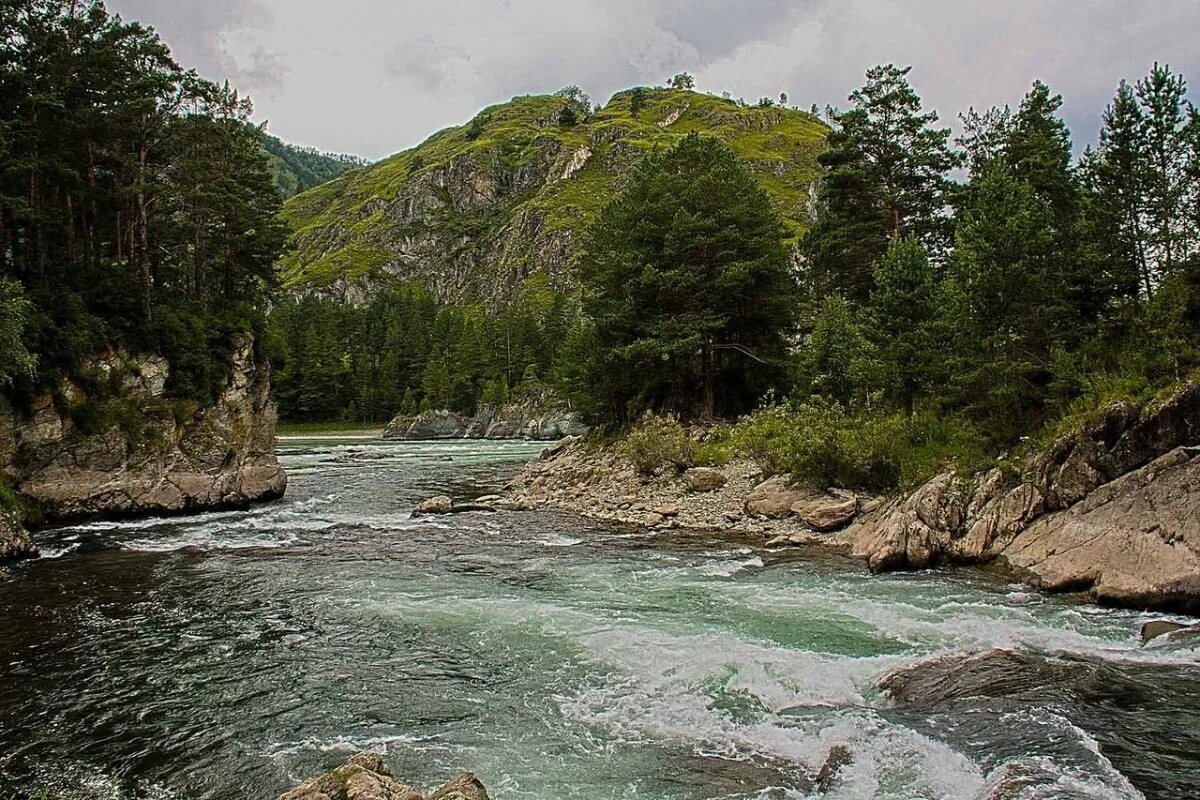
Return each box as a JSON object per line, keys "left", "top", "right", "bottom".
{"left": 0, "top": 0, "right": 288, "bottom": 401}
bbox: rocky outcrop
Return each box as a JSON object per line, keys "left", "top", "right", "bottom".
{"left": 383, "top": 400, "right": 586, "bottom": 441}
{"left": 0, "top": 335, "right": 285, "bottom": 526}
{"left": 278, "top": 753, "right": 487, "bottom": 800}
{"left": 841, "top": 382, "right": 1200, "bottom": 611}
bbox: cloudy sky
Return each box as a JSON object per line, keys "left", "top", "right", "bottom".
{"left": 108, "top": 0, "right": 1200, "bottom": 161}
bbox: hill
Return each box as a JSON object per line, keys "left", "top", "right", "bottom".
{"left": 261, "top": 133, "right": 369, "bottom": 199}
{"left": 279, "top": 88, "right": 828, "bottom": 303}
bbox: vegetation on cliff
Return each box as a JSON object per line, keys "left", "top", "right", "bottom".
{"left": 278, "top": 85, "right": 827, "bottom": 294}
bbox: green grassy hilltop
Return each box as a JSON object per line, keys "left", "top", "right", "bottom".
{"left": 280, "top": 88, "right": 828, "bottom": 300}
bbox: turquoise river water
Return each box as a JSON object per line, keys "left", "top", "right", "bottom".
{"left": 0, "top": 438, "right": 1197, "bottom": 799}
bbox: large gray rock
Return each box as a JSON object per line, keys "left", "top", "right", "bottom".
{"left": 384, "top": 402, "right": 586, "bottom": 442}
{"left": 384, "top": 410, "right": 468, "bottom": 440}
{"left": 0, "top": 334, "right": 285, "bottom": 525}
{"left": 278, "top": 753, "right": 487, "bottom": 800}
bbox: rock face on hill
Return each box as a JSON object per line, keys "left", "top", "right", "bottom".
{"left": 0, "top": 334, "right": 286, "bottom": 528}
{"left": 280, "top": 87, "right": 827, "bottom": 305}
{"left": 278, "top": 754, "right": 488, "bottom": 800}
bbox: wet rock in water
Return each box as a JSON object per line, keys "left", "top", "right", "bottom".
{"left": 278, "top": 754, "right": 488, "bottom": 800}
{"left": 972, "top": 758, "right": 1069, "bottom": 800}
{"left": 384, "top": 410, "right": 469, "bottom": 440}
{"left": 744, "top": 476, "right": 810, "bottom": 519}
{"left": 1141, "top": 619, "right": 1200, "bottom": 645}
{"left": 278, "top": 753, "right": 422, "bottom": 800}
{"left": 815, "top": 744, "right": 854, "bottom": 792}
{"left": 683, "top": 467, "right": 727, "bottom": 492}
{"left": 879, "top": 648, "right": 1077, "bottom": 709}
{"left": 427, "top": 773, "right": 490, "bottom": 800}
{"left": 791, "top": 491, "right": 857, "bottom": 531}
{"left": 414, "top": 495, "right": 454, "bottom": 515}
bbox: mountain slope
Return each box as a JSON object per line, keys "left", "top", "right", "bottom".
{"left": 280, "top": 88, "right": 828, "bottom": 304}
{"left": 262, "top": 133, "right": 368, "bottom": 198}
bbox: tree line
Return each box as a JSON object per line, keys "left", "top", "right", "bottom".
{"left": 268, "top": 278, "right": 585, "bottom": 423}
{"left": 577, "top": 63, "right": 1200, "bottom": 454}
{"left": 0, "top": 1, "right": 287, "bottom": 402}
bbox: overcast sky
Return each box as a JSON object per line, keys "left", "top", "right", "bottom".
{"left": 107, "top": 0, "right": 1200, "bottom": 161}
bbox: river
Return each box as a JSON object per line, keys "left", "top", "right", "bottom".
{"left": 0, "top": 439, "right": 1197, "bottom": 799}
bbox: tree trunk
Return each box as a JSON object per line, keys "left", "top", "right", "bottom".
{"left": 702, "top": 342, "right": 716, "bottom": 419}
{"left": 136, "top": 140, "right": 152, "bottom": 321}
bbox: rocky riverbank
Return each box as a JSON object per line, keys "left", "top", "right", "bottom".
{"left": 383, "top": 399, "right": 586, "bottom": 441}
{"left": 499, "top": 382, "right": 1200, "bottom": 612}
{"left": 0, "top": 334, "right": 286, "bottom": 556}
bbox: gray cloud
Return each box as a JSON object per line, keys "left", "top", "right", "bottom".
{"left": 107, "top": 0, "right": 1200, "bottom": 160}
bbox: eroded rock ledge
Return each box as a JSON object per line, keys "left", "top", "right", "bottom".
{"left": 502, "top": 383, "right": 1200, "bottom": 612}
{"left": 0, "top": 334, "right": 286, "bottom": 533}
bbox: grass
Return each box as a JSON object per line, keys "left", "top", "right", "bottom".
{"left": 280, "top": 87, "right": 829, "bottom": 290}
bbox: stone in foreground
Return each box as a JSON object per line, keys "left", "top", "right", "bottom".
{"left": 278, "top": 754, "right": 488, "bottom": 800}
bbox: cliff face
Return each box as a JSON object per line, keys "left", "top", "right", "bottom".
{"left": 0, "top": 334, "right": 286, "bottom": 530}
{"left": 281, "top": 88, "right": 827, "bottom": 305}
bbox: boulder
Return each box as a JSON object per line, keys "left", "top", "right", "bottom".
{"left": 643, "top": 512, "right": 664, "bottom": 527}
{"left": 415, "top": 496, "right": 454, "bottom": 515}
{"left": 683, "top": 467, "right": 727, "bottom": 493}
{"left": 997, "top": 448, "right": 1200, "bottom": 611}
{"left": 790, "top": 491, "right": 857, "bottom": 531}
{"left": 653, "top": 503, "right": 680, "bottom": 517}
{"left": 278, "top": 753, "right": 422, "bottom": 800}
{"left": 744, "top": 476, "right": 810, "bottom": 519}
{"left": 1140, "top": 619, "right": 1195, "bottom": 644}
{"left": 427, "top": 773, "right": 489, "bottom": 800}
{"left": 879, "top": 648, "right": 1077, "bottom": 709}
{"left": 384, "top": 410, "right": 468, "bottom": 440}
{"left": 277, "top": 754, "right": 489, "bottom": 800}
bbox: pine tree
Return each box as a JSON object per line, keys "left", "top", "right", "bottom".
{"left": 578, "top": 133, "right": 796, "bottom": 422}
{"left": 867, "top": 236, "right": 937, "bottom": 412}
{"left": 1137, "top": 63, "right": 1192, "bottom": 279}
{"left": 804, "top": 65, "right": 960, "bottom": 302}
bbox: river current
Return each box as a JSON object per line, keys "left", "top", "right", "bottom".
{"left": 0, "top": 439, "right": 1197, "bottom": 800}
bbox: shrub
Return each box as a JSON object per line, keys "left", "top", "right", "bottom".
{"left": 618, "top": 413, "right": 694, "bottom": 474}
{"left": 728, "top": 400, "right": 989, "bottom": 491}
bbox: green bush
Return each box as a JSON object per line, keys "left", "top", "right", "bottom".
{"left": 618, "top": 413, "right": 695, "bottom": 474}
{"left": 728, "top": 400, "right": 989, "bottom": 491}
